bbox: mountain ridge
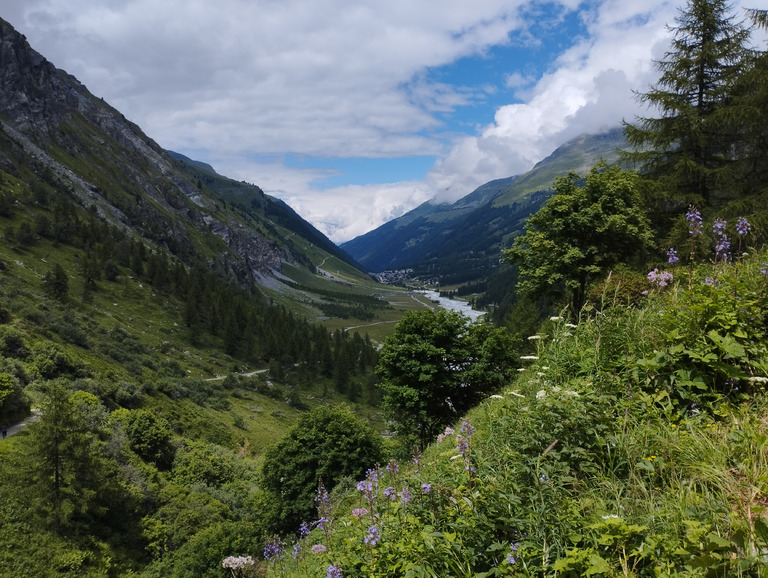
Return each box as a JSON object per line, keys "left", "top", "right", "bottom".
{"left": 341, "top": 127, "right": 625, "bottom": 277}
{"left": 0, "top": 16, "right": 361, "bottom": 294}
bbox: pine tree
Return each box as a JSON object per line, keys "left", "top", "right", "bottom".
{"left": 622, "top": 0, "right": 752, "bottom": 207}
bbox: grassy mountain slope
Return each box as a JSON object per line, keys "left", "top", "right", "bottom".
{"left": 265, "top": 247, "right": 768, "bottom": 577}
{"left": 341, "top": 128, "right": 624, "bottom": 280}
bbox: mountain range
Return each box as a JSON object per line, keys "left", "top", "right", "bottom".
{"left": 341, "top": 128, "right": 625, "bottom": 282}
{"left": 1, "top": 13, "right": 626, "bottom": 314}
{"left": 0, "top": 16, "right": 362, "bottom": 306}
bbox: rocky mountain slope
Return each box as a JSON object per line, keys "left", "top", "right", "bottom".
{"left": 0, "top": 16, "right": 358, "bottom": 291}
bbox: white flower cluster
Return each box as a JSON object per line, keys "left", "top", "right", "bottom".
{"left": 222, "top": 555, "right": 255, "bottom": 569}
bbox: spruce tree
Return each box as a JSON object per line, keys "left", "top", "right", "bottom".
{"left": 622, "top": 0, "right": 752, "bottom": 207}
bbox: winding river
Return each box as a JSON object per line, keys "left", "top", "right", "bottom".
{"left": 417, "top": 290, "right": 485, "bottom": 321}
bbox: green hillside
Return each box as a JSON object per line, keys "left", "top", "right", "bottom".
{"left": 264, "top": 247, "right": 768, "bottom": 577}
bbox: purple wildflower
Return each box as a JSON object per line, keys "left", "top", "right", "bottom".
{"left": 705, "top": 277, "right": 717, "bottom": 286}
{"left": 326, "top": 563, "right": 343, "bottom": 578}
{"left": 263, "top": 537, "right": 285, "bottom": 562}
{"left": 686, "top": 206, "right": 703, "bottom": 236}
{"left": 761, "top": 263, "right": 768, "bottom": 275}
{"left": 383, "top": 486, "right": 397, "bottom": 501}
{"left": 315, "top": 483, "right": 330, "bottom": 509}
{"left": 421, "top": 483, "right": 432, "bottom": 494}
{"left": 400, "top": 483, "right": 412, "bottom": 504}
{"left": 311, "top": 544, "right": 327, "bottom": 554}
{"left": 386, "top": 459, "right": 399, "bottom": 476}
{"left": 647, "top": 268, "right": 673, "bottom": 287}
{"left": 667, "top": 248, "right": 678, "bottom": 264}
{"left": 737, "top": 216, "right": 751, "bottom": 237}
{"left": 364, "top": 525, "right": 380, "bottom": 546}
{"left": 506, "top": 541, "right": 520, "bottom": 565}
{"left": 299, "top": 522, "right": 310, "bottom": 538}
{"left": 351, "top": 508, "right": 368, "bottom": 519}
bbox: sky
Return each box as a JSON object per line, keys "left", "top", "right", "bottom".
{"left": 4, "top": 0, "right": 768, "bottom": 243}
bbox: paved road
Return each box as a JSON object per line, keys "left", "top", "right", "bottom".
{"left": 1, "top": 408, "right": 41, "bottom": 439}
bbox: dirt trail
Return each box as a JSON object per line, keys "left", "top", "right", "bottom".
{"left": 1, "top": 408, "right": 41, "bottom": 440}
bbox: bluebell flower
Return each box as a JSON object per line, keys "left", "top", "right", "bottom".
{"left": 686, "top": 206, "right": 703, "bottom": 236}
{"left": 364, "top": 525, "right": 380, "bottom": 546}
{"left": 736, "top": 216, "right": 751, "bottom": 237}
{"left": 667, "top": 248, "right": 678, "bottom": 264}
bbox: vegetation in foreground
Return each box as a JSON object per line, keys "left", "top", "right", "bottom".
{"left": 262, "top": 246, "right": 768, "bottom": 577}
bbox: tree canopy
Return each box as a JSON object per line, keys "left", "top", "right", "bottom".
{"left": 376, "top": 309, "right": 517, "bottom": 448}
{"left": 622, "top": 0, "right": 752, "bottom": 207}
{"left": 259, "top": 405, "right": 383, "bottom": 534}
{"left": 504, "top": 163, "right": 654, "bottom": 313}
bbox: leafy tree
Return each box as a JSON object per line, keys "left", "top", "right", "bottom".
{"left": 622, "top": 0, "right": 752, "bottom": 207}
{"left": 43, "top": 263, "right": 69, "bottom": 302}
{"left": 27, "top": 383, "right": 119, "bottom": 530}
{"left": 504, "top": 163, "right": 653, "bottom": 313}
{"left": 377, "top": 309, "right": 517, "bottom": 448}
{"left": 260, "top": 404, "right": 383, "bottom": 534}
{"left": 111, "top": 408, "right": 175, "bottom": 469}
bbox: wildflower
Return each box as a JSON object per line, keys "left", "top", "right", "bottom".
{"left": 527, "top": 334, "right": 542, "bottom": 340}
{"left": 747, "top": 376, "right": 768, "bottom": 384}
{"left": 539, "top": 474, "right": 549, "bottom": 483}
{"left": 364, "top": 524, "right": 380, "bottom": 546}
{"left": 536, "top": 390, "right": 546, "bottom": 399}
{"left": 647, "top": 268, "right": 673, "bottom": 287}
{"left": 601, "top": 514, "right": 620, "bottom": 520}
{"left": 565, "top": 323, "right": 578, "bottom": 328}
{"left": 384, "top": 486, "right": 397, "bottom": 501}
{"left": 292, "top": 543, "right": 302, "bottom": 559}
{"left": 327, "top": 563, "right": 343, "bottom": 578}
{"left": 712, "top": 218, "right": 727, "bottom": 236}
{"left": 704, "top": 277, "right": 717, "bottom": 286}
{"left": 263, "top": 537, "right": 285, "bottom": 562}
{"left": 299, "top": 522, "right": 311, "bottom": 538}
{"left": 506, "top": 541, "right": 520, "bottom": 564}
{"left": 490, "top": 394, "right": 504, "bottom": 399}
{"left": 667, "top": 248, "right": 678, "bottom": 264}
{"left": 400, "top": 483, "right": 412, "bottom": 504}
{"left": 421, "top": 483, "right": 432, "bottom": 494}
{"left": 311, "top": 544, "right": 327, "bottom": 554}
{"left": 351, "top": 508, "right": 368, "bottom": 519}
{"left": 520, "top": 355, "right": 539, "bottom": 360}
{"left": 315, "top": 480, "right": 331, "bottom": 509}
{"left": 316, "top": 516, "right": 328, "bottom": 530}
{"left": 386, "top": 459, "right": 399, "bottom": 476}
{"left": 761, "top": 263, "right": 768, "bottom": 275}
{"left": 436, "top": 426, "right": 455, "bottom": 443}
{"left": 686, "top": 206, "right": 703, "bottom": 236}
{"left": 736, "top": 216, "right": 751, "bottom": 237}
{"left": 222, "top": 555, "right": 255, "bottom": 570}
{"left": 457, "top": 421, "right": 476, "bottom": 474}
{"left": 550, "top": 316, "right": 563, "bottom": 321}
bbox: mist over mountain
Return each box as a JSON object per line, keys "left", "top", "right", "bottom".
{"left": 342, "top": 128, "right": 625, "bottom": 279}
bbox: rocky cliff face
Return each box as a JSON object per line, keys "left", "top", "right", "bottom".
{"left": 0, "top": 17, "right": 296, "bottom": 284}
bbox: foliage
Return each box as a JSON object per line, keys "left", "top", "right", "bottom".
{"left": 263, "top": 251, "right": 768, "bottom": 578}
{"left": 622, "top": 0, "right": 753, "bottom": 208}
{"left": 376, "top": 308, "right": 517, "bottom": 449}
{"left": 504, "top": 163, "right": 654, "bottom": 313}
{"left": 259, "top": 404, "right": 383, "bottom": 535}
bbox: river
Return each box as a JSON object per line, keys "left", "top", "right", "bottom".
{"left": 417, "top": 290, "right": 485, "bottom": 321}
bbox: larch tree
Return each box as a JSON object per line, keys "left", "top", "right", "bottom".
{"left": 622, "top": 0, "right": 753, "bottom": 208}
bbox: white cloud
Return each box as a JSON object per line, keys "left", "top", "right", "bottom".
{"left": 5, "top": 0, "right": 768, "bottom": 243}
